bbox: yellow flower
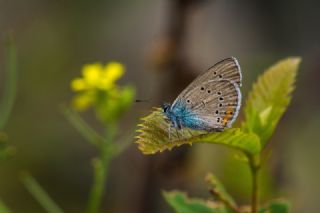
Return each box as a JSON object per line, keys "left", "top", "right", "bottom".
{"left": 82, "top": 63, "right": 102, "bottom": 87}
{"left": 99, "top": 62, "right": 124, "bottom": 90}
{"left": 72, "top": 92, "right": 94, "bottom": 111}
{"left": 70, "top": 62, "right": 125, "bottom": 92}
{"left": 71, "top": 78, "right": 86, "bottom": 91}
{"left": 70, "top": 61, "right": 129, "bottom": 113}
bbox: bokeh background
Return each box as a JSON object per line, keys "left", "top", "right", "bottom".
{"left": 1, "top": 0, "right": 320, "bottom": 212}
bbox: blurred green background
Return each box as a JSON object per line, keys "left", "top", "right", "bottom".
{"left": 0, "top": 0, "right": 319, "bottom": 212}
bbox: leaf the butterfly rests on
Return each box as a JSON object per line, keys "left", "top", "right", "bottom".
{"left": 242, "top": 57, "right": 301, "bottom": 146}
{"left": 135, "top": 108, "right": 261, "bottom": 155}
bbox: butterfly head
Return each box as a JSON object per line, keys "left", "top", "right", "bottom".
{"left": 162, "top": 102, "right": 176, "bottom": 123}
{"left": 161, "top": 103, "right": 171, "bottom": 114}
{"left": 162, "top": 103, "right": 182, "bottom": 129}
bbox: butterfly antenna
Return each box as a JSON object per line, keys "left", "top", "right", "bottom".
{"left": 135, "top": 99, "right": 150, "bottom": 103}
{"left": 135, "top": 99, "right": 163, "bottom": 106}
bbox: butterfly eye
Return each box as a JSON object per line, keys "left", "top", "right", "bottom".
{"left": 219, "top": 74, "right": 222, "bottom": 78}
{"left": 217, "top": 91, "right": 222, "bottom": 95}
{"left": 213, "top": 71, "right": 217, "bottom": 75}
{"left": 217, "top": 118, "right": 220, "bottom": 122}
{"left": 163, "top": 105, "right": 170, "bottom": 113}
{"left": 215, "top": 110, "right": 219, "bottom": 114}
{"left": 219, "top": 103, "right": 223, "bottom": 107}
{"left": 187, "top": 99, "right": 191, "bottom": 103}
{"left": 219, "top": 97, "right": 224, "bottom": 101}
{"left": 207, "top": 90, "right": 211, "bottom": 93}
{"left": 200, "top": 87, "right": 205, "bottom": 91}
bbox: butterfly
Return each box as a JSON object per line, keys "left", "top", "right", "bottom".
{"left": 162, "top": 57, "right": 242, "bottom": 133}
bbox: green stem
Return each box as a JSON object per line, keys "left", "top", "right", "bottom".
{"left": 249, "top": 155, "right": 260, "bottom": 213}
{"left": 86, "top": 124, "right": 117, "bottom": 213}
{"left": 21, "top": 173, "right": 64, "bottom": 213}
{"left": 0, "top": 34, "right": 18, "bottom": 130}
{"left": 86, "top": 158, "right": 110, "bottom": 213}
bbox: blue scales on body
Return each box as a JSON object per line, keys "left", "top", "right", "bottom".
{"left": 162, "top": 100, "right": 207, "bottom": 130}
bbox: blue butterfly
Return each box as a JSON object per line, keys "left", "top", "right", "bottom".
{"left": 162, "top": 57, "right": 242, "bottom": 133}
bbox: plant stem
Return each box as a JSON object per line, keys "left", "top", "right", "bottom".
{"left": 251, "top": 167, "right": 259, "bottom": 213}
{"left": 86, "top": 124, "right": 117, "bottom": 213}
{"left": 0, "top": 34, "right": 18, "bottom": 130}
{"left": 21, "top": 172, "right": 64, "bottom": 213}
{"left": 208, "top": 189, "right": 240, "bottom": 213}
{"left": 249, "top": 155, "right": 260, "bottom": 213}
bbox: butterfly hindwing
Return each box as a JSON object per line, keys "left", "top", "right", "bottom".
{"left": 178, "top": 80, "right": 241, "bottom": 130}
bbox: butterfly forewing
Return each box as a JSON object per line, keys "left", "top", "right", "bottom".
{"left": 172, "top": 57, "right": 241, "bottom": 108}
{"left": 206, "top": 57, "right": 242, "bottom": 86}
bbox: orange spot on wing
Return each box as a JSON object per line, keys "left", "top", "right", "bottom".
{"left": 222, "top": 108, "right": 234, "bottom": 126}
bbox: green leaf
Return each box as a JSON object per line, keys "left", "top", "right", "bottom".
{"left": 0, "top": 34, "right": 18, "bottom": 130}
{"left": 259, "top": 199, "right": 291, "bottom": 213}
{"left": 205, "top": 173, "right": 237, "bottom": 211}
{"left": 0, "top": 200, "right": 11, "bottom": 213}
{"left": 21, "top": 172, "right": 64, "bottom": 213}
{"left": 136, "top": 109, "right": 260, "bottom": 155}
{"left": 163, "top": 191, "right": 231, "bottom": 213}
{"left": 242, "top": 57, "right": 301, "bottom": 146}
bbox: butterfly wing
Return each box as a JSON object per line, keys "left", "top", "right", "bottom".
{"left": 172, "top": 57, "right": 241, "bottom": 108}
{"left": 171, "top": 57, "right": 242, "bottom": 131}
{"left": 181, "top": 80, "right": 241, "bottom": 130}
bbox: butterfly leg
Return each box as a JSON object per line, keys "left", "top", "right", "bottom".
{"left": 214, "top": 128, "right": 224, "bottom": 132}
{"left": 175, "top": 128, "right": 181, "bottom": 140}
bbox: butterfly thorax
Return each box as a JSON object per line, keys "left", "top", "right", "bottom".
{"left": 162, "top": 101, "right": 201, "bottom": 130}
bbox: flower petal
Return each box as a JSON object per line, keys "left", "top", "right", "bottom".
{"left": 82, "top": 63, "right": 103, "bottom": 86}
{"left": 97, "top": 62, "right": 124, "bottom": 90}
{"left": 71, "top": 78, "right": 87, "bottom": 91}
{"left": 104, "top": 62, "right": 124, "bottom": 83}
{"left": 72, "top": 93, "right": 94, "bottom": 111}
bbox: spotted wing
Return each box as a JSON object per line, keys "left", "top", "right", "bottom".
{"left": 179, "top": 80, "right": 241, "bottom": 130}
{"left": 172, "top": 57, "right": 241, "bottom": 109}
